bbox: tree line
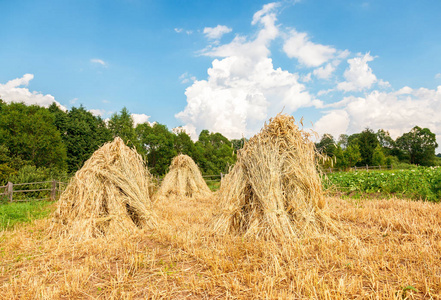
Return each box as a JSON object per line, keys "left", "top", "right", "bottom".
{"left": 316, "top": 127, "right": 440, "bottom": 169}
{"left": 0, "top": 100, "right": 236, "bottom": 184}
{"left": 1, "top": 99, "right": 439, "bottom": 185}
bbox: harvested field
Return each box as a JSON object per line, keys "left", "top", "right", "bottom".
{"left": 1, "top": 195, "right": 440, "bottom": 299}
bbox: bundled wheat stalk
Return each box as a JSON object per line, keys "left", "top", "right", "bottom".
{"left": 51, "top": 137, "right": 156, "bottom": 239}
{"left": 155, "top": 154, "right": 212, "bottom": 201}
{"left": 212, "top": 114, "right": 335, "bottom": 240}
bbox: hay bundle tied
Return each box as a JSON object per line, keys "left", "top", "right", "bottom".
{"left": 155, "top": 154, "right": 212, "bottom": 200}
{"left": 213, "top": 114, "right": 333, "bottom": 239}
{"left": 52, "top": 137, "right": 156, "bottom": 239}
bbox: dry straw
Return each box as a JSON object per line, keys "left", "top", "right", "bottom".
{"left": 51, "top": 137, "right": 156, "bottom": 239}
{"left": 212, "top": 114, "right": 336, "bottom": 240}
{"left": 155, "top": 154, "right": 212, "bottom": 201}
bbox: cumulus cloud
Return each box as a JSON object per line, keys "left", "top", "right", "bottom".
{"left": 0, "top": 74, "right": 66, "bottom": 110}
{"left": 131, "top": 113, "right": 152, "bottom": 126}
{"left": 283, "top": 29, "right": 337, "bottom": 67}
{"left": 314, "top": 110, "right": 350, "bottom": 139}
{"left": 90, "top": 58, "right": 107, "bottom": 67}
{"left": 203, "top": 25, "right": 232, "bottom": 40}
{"left": 89, "top": 109, "right": 107, "bottom": 117}
{"left": 313, "top": 63, "right": 336, "bottom": 80}
{"left": 314, "top": 86, "right": 441, "bottom": 144}
{"left": 176, "top": 3, "right": 315, "bottom": 139}
{"left": 337, "top": 53, "right": 377, "bottom": 92}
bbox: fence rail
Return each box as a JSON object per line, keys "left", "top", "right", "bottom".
{"left": 1, "top": 180, "right": 68, "bottom": 202}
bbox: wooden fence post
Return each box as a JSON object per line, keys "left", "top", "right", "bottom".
{"left": 366, "top": 164, "right": 368, "bottom": 171}
{"left": 51, "top": 180, "right": 57, "bottom": 200}
{"left": 7, "top": 182, "right": 13, "bottom": 202}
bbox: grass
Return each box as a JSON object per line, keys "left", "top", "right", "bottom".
{"left": 0, "top": 200, "right": 53, "bottom": 231}
{"left": 205, "top": 179, "right": 221, "bottom": 191}
{"left": 0, "top": 195, "right": 440, "bottom": 299}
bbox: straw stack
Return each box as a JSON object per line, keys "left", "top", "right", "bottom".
{"left": 212, "top": 114, "right": 333, "bottom": 240}
{"left": 52, "top": 137, "right": 156, "bottom": 239}
{"left": 155, "top": 154, "right": 212, "bottom": 200}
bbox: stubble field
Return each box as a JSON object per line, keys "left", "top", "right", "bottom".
{"left": 1, "top": 194, "right": 440, "bottom": 299}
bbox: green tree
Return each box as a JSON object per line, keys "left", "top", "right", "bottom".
{"left": 195, "top": 130, "right": 236, "bottom": 174}
{"left": 0, "top": 102, "right": 67, "bottom": 171}
{"left": 344, "top": 144, "right": 362, "bottom": 167}
{"left": 108, "top": 107, "right": 137, "bottom": 148}
{"left": 334, "top": 144, "right": 347, "bottom": 169}
{"left": 136, "top": 123, "right": 177, "bottom": 175}
{"left": 376, "top": 129, "right": 395, "bottom": 149}
{"left": 372, "top": 145, "right": 386, "bottom": 166}
{"left": 316, "top": 134, "right": 337, "bottom": 158}
{"left": 396, "top": 126, "right": 438, "bottom": 166}
{"left": 356, "top": 128, "right": 379, "bottom": 166}
{"left": 231, "top": 138, "right": 247, "bottom": 153}
{"left": 174, "top": 131, "right": 196, "bottom": 157}
{"left": 0, "top": 144, "right": 16, "bottom": 184}
{"left": 50, "top": 104, "right": 112, "bottom": 172}
{"left": 337, "top": 134, "right": 349, "bottom": 149}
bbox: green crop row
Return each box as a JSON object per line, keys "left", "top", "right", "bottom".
{"left": 324, "top": 166, "right": 441, "bottom": 202}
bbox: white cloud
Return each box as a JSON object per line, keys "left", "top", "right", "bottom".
{"left": 172, "top": 125, "right": 196, "bottom": 138}
{"left": 314, "top": 86, "right": 441, "bottom": 144}
{"left": 313, "top": 63, "right": 336, "bottom": 80}
{"left": 174, "top": 28, "right": 192, "bottom": 35}
{"left": 435, "top": 73, "right": 441, "bottom": 79}
{"left": 131, "top": 113, "right": 152, "bottom": 126}
{"left": 89, "top": 109, "right": 107, "bottom": 117}
{"left": 314, "top": 110, "right": 350, "bottom": 139}
{"left": 337, "top": 53, "right": 377, "bottom": 92}
{"left": 203, "top": 25, "right": 232, "bottom": 40}
{"left": 179, "top": 72, "right": 197, "bottom": 84}
{"left": 69, "top": 97, "right": 79, "bottom": 104}
{"left": 177, "top": 3, "right": 315, "bottom": 140}
{"left": 90, "top": 58, "right": 107, "bottom": 67}
{"left": 283, "top": 29, "right": 337, "bottom": 67}
{"left": 0, "top": 74, "right": 66, "bottom": 110}
{"left": 301, "top": 72, "right": 312, "bottom": 82}
{"left": 252, "top": 2, "right": 280, "bottom": 25}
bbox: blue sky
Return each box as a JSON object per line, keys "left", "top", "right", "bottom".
{"left": 1, "top": 0, "right": 441, "bottom": 147}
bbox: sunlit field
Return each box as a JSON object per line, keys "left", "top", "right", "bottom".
{"left": 1, "top": 194, "right": 440, "bottom": 299}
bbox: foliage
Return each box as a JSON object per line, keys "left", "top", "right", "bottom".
{"left": 50, "top": 104, "right": 112, "bottom": 172}
{"left": 356, "top": 128, "right": 379, "bottom": 166}
{"left": 325, "top": 167, "right": 441, "bottom": 201}
{"left": 396, "top": 126, "right": 438, "bottom": 166}
{"left": 108, "top": 107, "right": 138, "bottom": 149}
{"left": 372, "top": 145, "right": 386, "bottom": 166}
{"left": 344, "top": 144, "right": 362, "bottom": 167}
{"left": 195, "top": 130, "right": 236, "bottom": 174}
{"left": 0, "top": 102, "right": 67, "bottom": 171}
{"left": 136, "top": 123, "right": 177, "bottom": 175}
